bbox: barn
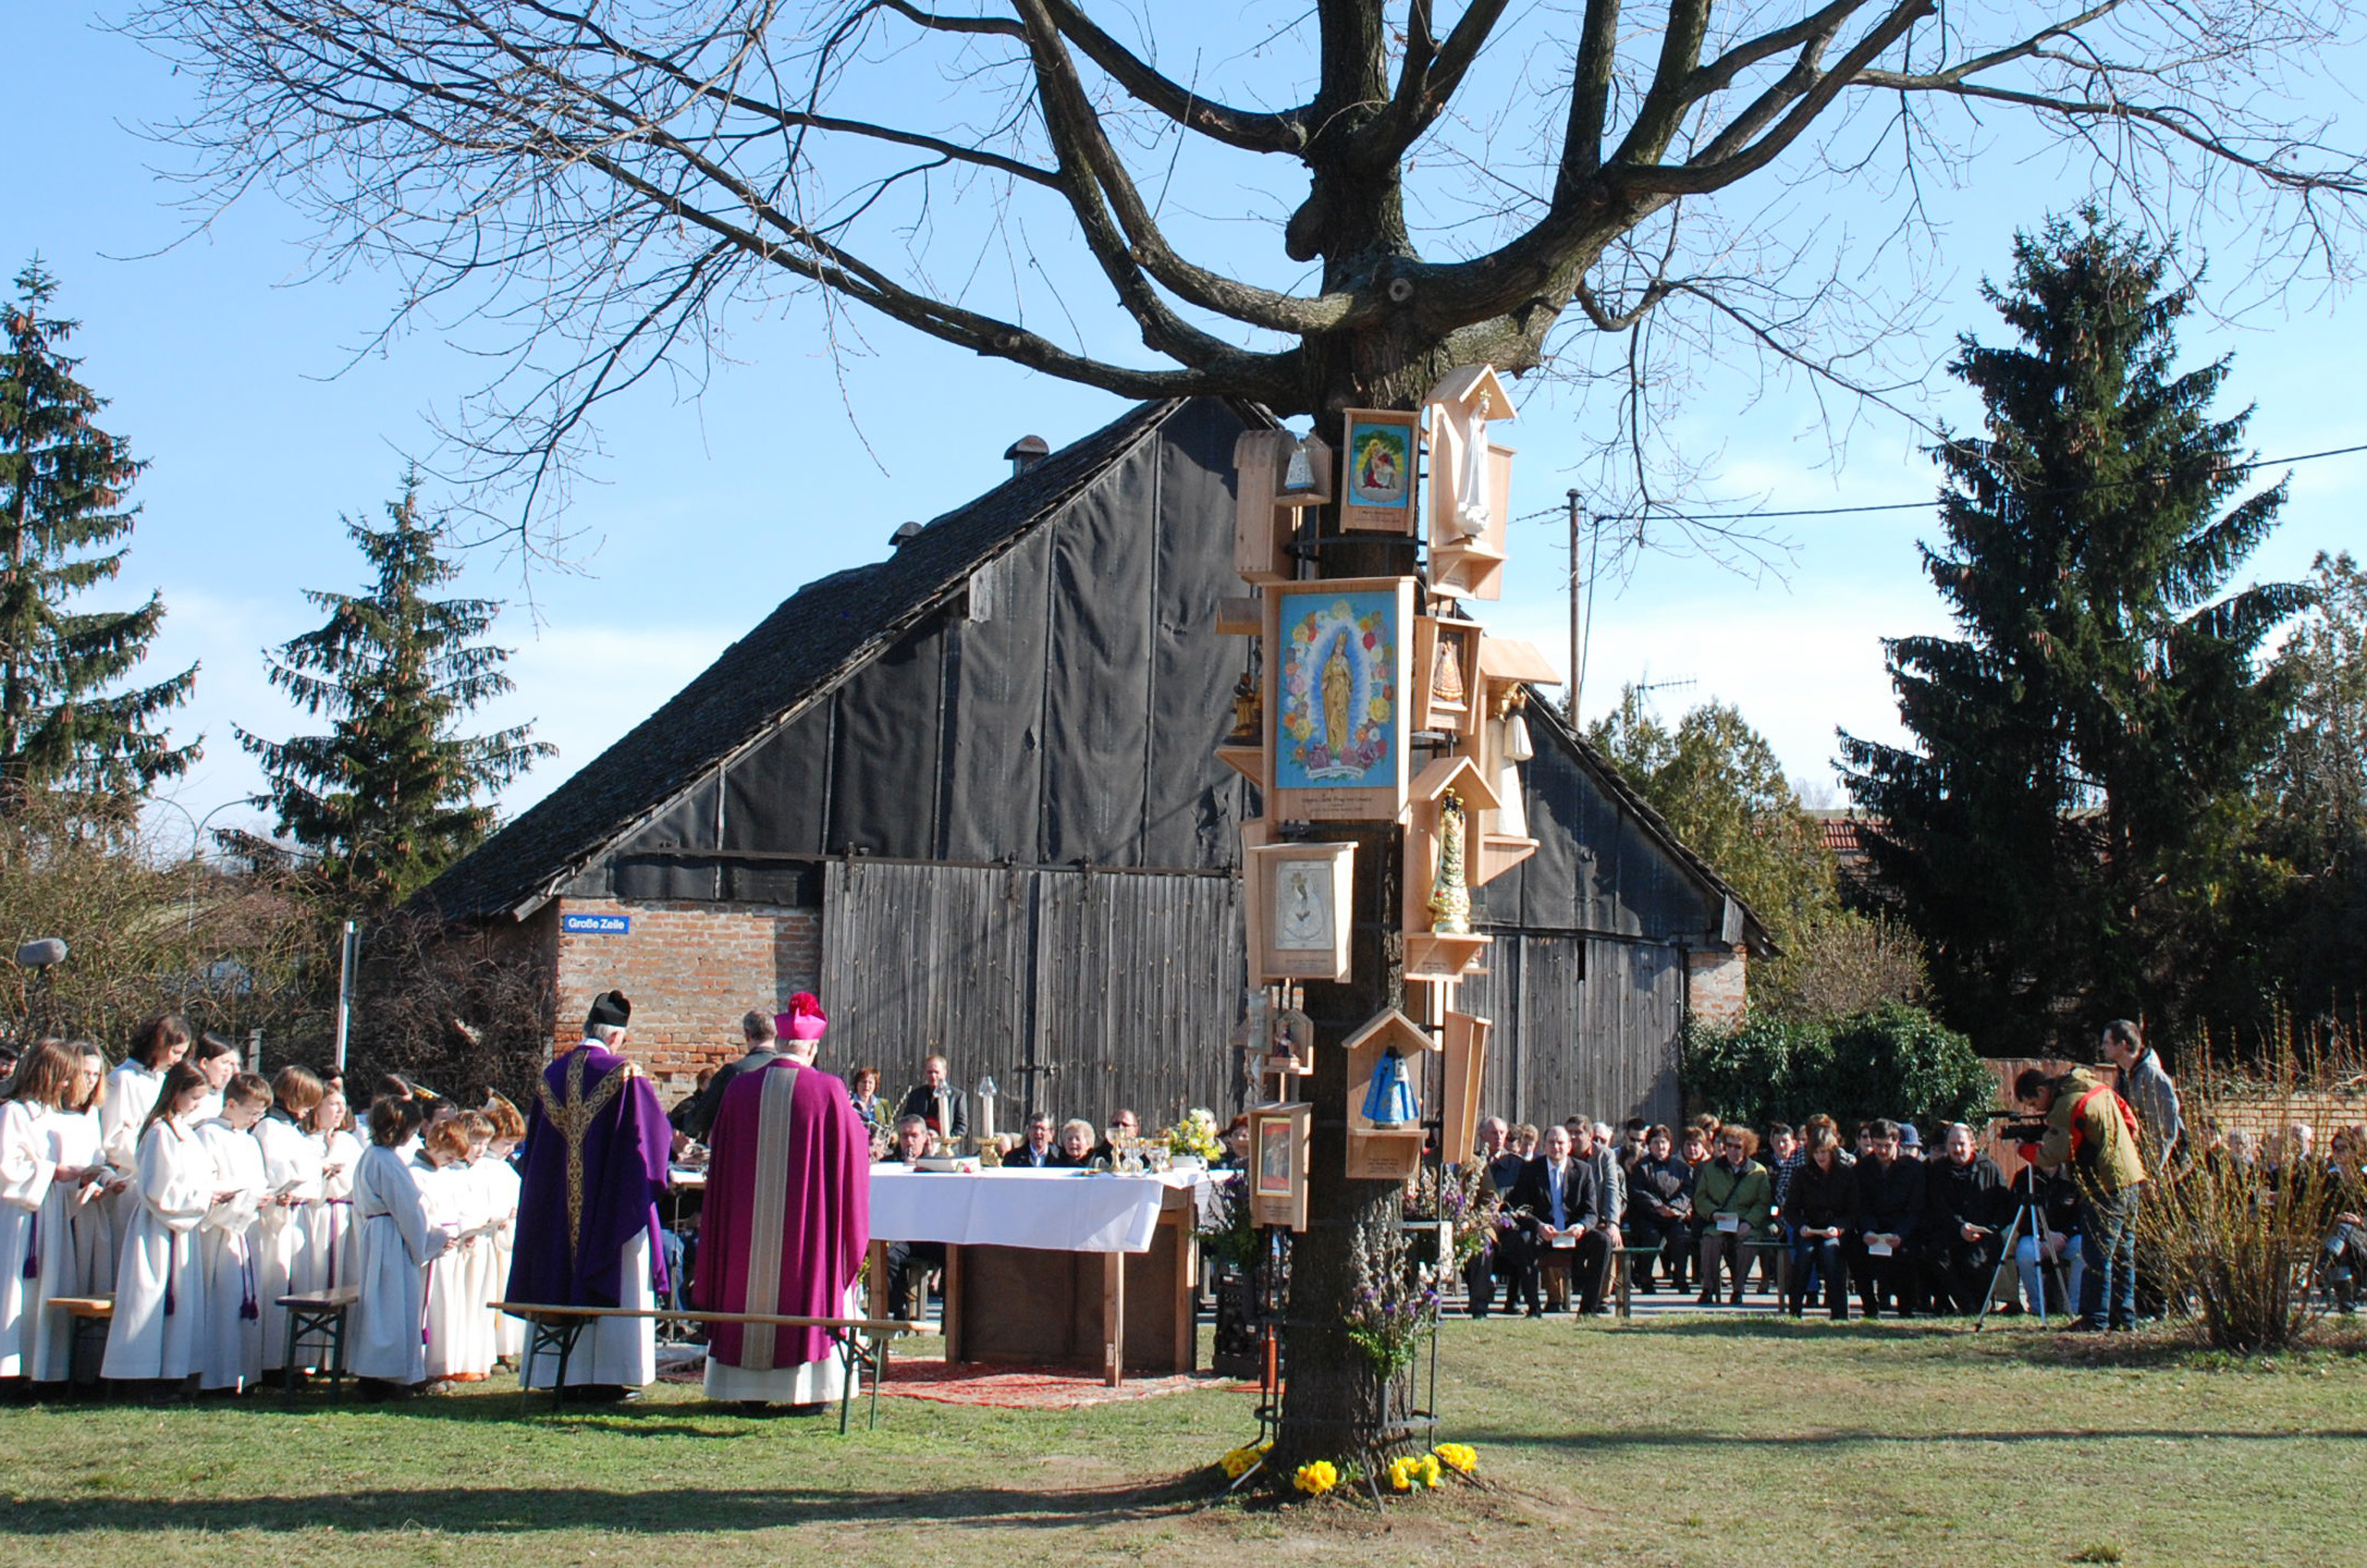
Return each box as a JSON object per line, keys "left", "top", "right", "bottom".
{"left": 420, "top": 396, "right": 1769, "bottom": 1132}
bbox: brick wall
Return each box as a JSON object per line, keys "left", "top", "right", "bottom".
{"left": 552, "top": 896, "right": 823, "bottom": 1101}
{"left": 1684, "top": 944, "right": 1748, "bottom": 1030}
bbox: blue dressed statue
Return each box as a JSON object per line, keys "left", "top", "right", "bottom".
{"left": 1361, "top": 1044, "right": 1418, "bottom": 1129}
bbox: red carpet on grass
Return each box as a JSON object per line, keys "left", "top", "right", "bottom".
{"left": 878, "top": 1356, "right": 1254, "bottom": 1409}
{"left": 659, "top": 1350, "right": 1252, "bottom": 1409}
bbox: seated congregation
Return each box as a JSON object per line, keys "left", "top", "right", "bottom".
{"left": 1461, "top": 1111, "right": 2091, "bottom": 1323}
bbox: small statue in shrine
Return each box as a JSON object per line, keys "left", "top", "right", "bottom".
{"left": 1428, "top": 789, "right": 1473, "bottom": 935}
{"left": 1446, "top": 388, "right": 1491, "bottom": 543}
{"left": 1269, "top": 985, "right": 1314, "bottom": 1074}
{"left": 1360, "top": 1044, "right": 1419, "bottom": 1129}
{"left": 1491, "top": 687, "right": 1533, "bottom": 839}
{"left": 1226, "top": 667, "right": 1262, "bottom": 746}
{"left": 1279, "top": 435, "right": 1322, "bottom": 498}
{"left": 1431, "top": 631, "right": 1466, "bottom": 712}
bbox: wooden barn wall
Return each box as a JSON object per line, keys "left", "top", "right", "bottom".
{"left": 819, "top": 860, "right": 1245, "bottom": 1131}
{"left": 1458, "top": 933, "right": 1685, "bottom": 1130}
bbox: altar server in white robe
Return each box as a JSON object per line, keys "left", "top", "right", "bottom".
{"left": 194, "top": 1073, "right": 272, "bottom": 1391}
{"left": 62, "top": 1045, "right": 118, "bottom": 1306}
{"left": 476, "top": 1096, "right": 526, "bottom": 1361}
{"left": 100, "top": 1015, "right": 191, "bottom": 1266}
{"left": 13, "top": 1045, "right": 113, "bottom": 1382}
{"left": 252, "top": 1066, "right": 325, "bottom": 1371}
{"left": 103, "top": 1061, "right": 219, "bottom": 1386}
{"left": 418, "top": 1115, "right": 491, "bottom": 1381}
{"left": 187, "top": 1034, "right": 240, "bottom": 1127}
{"left": 311, "top": 1091, "right": 364, "bottom": 1294}
{"left": 2, "top": 1046, "right": 71, "bottom": 1379}
{"left": 350, "top": 1096, "right": 446, "bottom": 1394}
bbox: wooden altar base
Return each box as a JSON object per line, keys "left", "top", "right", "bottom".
{"left": 866, "top": 1185, "right": 1198, "bottom": 1387}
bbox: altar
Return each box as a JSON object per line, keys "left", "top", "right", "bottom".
{"left": 865, "top": 1167, "right": 1204, "bottom": 1386}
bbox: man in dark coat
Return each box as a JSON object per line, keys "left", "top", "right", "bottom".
{"left": 1504, "top": 1124, "right": 1600, "bottom": 1317}
{"left": 671, "top": 1008, "right": 785, "bottom": 1142}
{"left": 1852, "top": 1119, "right": 1926, "bottom": 1319}
{"left": 1921, "top": 1122, "right": 2007, "bottom": 1314}
{"left": 509, "top": 989, "right": 672, "bottom": 1400}
{"left": 894, "top": 1055, "right": 968, "bottom": 1143}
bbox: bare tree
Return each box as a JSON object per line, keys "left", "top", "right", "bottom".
{"left": 126, "top": 0, "right": 2367, "bottom": 1471}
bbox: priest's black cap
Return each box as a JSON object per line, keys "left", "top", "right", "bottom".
{"left": 585, "top": 989, "right": 632, "bottom": 1032}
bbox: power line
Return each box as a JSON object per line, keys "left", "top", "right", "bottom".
{"left": 1511, "top": 438, "right": 2367, "bottom": 531}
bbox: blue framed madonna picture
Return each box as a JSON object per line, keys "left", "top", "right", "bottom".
{"left": 1263, "top": 576, "right": 1415, "bottom": 820}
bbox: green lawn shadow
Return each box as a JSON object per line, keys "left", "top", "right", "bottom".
{"left": 4, "top": 1477, "right": 1208, "bottom": 1537}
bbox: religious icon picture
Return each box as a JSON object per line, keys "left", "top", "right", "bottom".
{"left": 1413, "top": 614, "right": 1482, "bottom": 735}
{"left": 1339, "top": 409, "right": 1420, "bottom": 533}
{"left": 1263, "top": 575, "right": 1415, "bottom": 821}
{"left": 1246, "top": 1102, "right": 1313, "bottom": 1230}
{"left": 1243, "top": 839, "right": 1355, "bottom": 982}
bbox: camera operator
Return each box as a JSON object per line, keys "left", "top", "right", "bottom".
{"left": 2014, "top": 1065, "right": 2148, "bottom": 1332}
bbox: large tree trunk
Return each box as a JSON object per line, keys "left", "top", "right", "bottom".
{"left": 1266, "top": 458, "right": 1428, "bottom": 1480}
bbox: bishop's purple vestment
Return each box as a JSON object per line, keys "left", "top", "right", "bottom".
{"left": 509, "top": 1040, "right": 671, "bottom": 1309}
{"left": 692, "top": 1057, "right": 869, "bottom": 1376}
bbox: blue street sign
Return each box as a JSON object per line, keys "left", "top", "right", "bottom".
{"left": 561, "top": 913, "right": 632, "bottom": 935}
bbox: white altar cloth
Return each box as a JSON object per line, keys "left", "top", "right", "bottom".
{"left": 866, "top": 1167, "right": 1203, "bottom": 1254}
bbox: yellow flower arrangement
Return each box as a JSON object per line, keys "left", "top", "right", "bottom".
{"left": 1386, "top": 1454, "right": 1443, "bottom": 1491}
{"left": 1293, "top": 1459, "right": 1339, "bottom": 1497}
{"left": 1217, "top": 1441, "right": 1271, "bottom": 1479}
{"left": 1433, "top": 1441, "right": 1478, "bottom": 1476}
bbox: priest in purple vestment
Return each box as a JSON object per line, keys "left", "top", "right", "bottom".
{"left": 693, "top": 992, "right": 870, "bottom": 1409}
{"left": 509, "top": 988, "right": 672, "bottom": 1400}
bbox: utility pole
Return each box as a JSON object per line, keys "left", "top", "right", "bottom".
{"left": 1565, "top": 490, "right": 1586, "bottom": 726}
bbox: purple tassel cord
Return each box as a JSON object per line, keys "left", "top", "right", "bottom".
{"left": 21, "top": 1212, "right": 34, "bottom": 1279}
{"left": 240, "top": 1255, "right": 259, "bottom": 1321}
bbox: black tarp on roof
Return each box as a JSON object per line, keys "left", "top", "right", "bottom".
{"left": 426, "top": 397, "right": 1260, "bottom": 920}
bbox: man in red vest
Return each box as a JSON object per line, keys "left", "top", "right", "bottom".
{"left": 2016, "top": 1066, "right": 2148, "bottom": 1332}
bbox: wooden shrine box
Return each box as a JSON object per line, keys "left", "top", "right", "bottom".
{"left": 1262, "top": 575, "right": 1417, "bottom": 822}
{"left": 1427, "top": 365, "right": 1516, "bottom": 602}
{"left": 1412, "top": 613, "right": 1485, "bottom": 737}
{"left": 1247, "top": 1101, "right": 1313, "bottom": 1231}
{"left": 1401, "top": 753, "right": 1498, "bottom": 981}
{"left": 1455, "top": 637, "right": 1562, "bottom": 886}
{"left": 1233, "top": 429, "right": 1299, "bottom": 584}
{"left": 1342, "top": 1008, "right": 1441, "bottom": 1182}
{"left": 1243, "top": 839, "right": 1355, "bottom": 984}
{"left": 1339, "top": 409, "right": 1422, "bottom": 533}
{"left": 1429, "top": 444, "right": 1510, "bottom": 601}
{"left": 1440, "top": 1011, "right": 1492, "bottom": 1166}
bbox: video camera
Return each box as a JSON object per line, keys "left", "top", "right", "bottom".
{"left": 1981, "top": 1107, "right": 2054, "bottom": 1145}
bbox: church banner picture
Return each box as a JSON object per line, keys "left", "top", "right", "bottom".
{"left": 1263, "top": 576, "right": 1415, "bottom": 821}
{"left": 1339, "top": 409, "right": 1420, "bottom": 533}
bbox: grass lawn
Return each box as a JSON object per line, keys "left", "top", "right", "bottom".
{"left": 3, "top": 1316, "right": 2361, "bottom": 1567}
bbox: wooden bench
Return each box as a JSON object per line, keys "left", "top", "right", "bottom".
{"left": 276, "top": 1286, "right": 361, "bottom": 1401}
{"left": 489, "top": 1302, "right": 916, "bottom": 1432}
{"left": 46, "top": 1295, "right": 114, "bottom": 1387}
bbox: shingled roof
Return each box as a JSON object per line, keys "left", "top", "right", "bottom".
{"left": 424, "top": 397, "right": 1249, "bottom": 921}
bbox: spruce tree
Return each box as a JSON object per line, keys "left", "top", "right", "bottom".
{"left": 1841, "top": 212, "right": 2308, "bottom": 1054}
{"left": 0, "top": 261, "right": 197, "bottom": 810}
{"left": 239, "top": 476, "right": 551, "bottom": 909}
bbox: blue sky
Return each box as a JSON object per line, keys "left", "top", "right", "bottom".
{"left": 4, "top": 6, "right": 2361, "bottom": 847}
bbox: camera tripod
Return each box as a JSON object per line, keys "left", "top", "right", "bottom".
{"left": 1972, "top": 1170, "right": 2071, "bottom": 1332}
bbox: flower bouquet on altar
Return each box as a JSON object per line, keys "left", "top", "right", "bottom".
{"left": 1164, "top": 1107, "right": 1223, "bottom": 1168}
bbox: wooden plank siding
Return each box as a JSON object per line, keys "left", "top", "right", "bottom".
{"left": 1462, "top": 932, "right": 1686, "bottom": 1131}
{"left": 821, "top": 861, "right": 1244, "bottom": 1132}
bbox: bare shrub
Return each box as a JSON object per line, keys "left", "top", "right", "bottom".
{"left": 2145, "top": 1023, "right": 2363, "bottom": 1353}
